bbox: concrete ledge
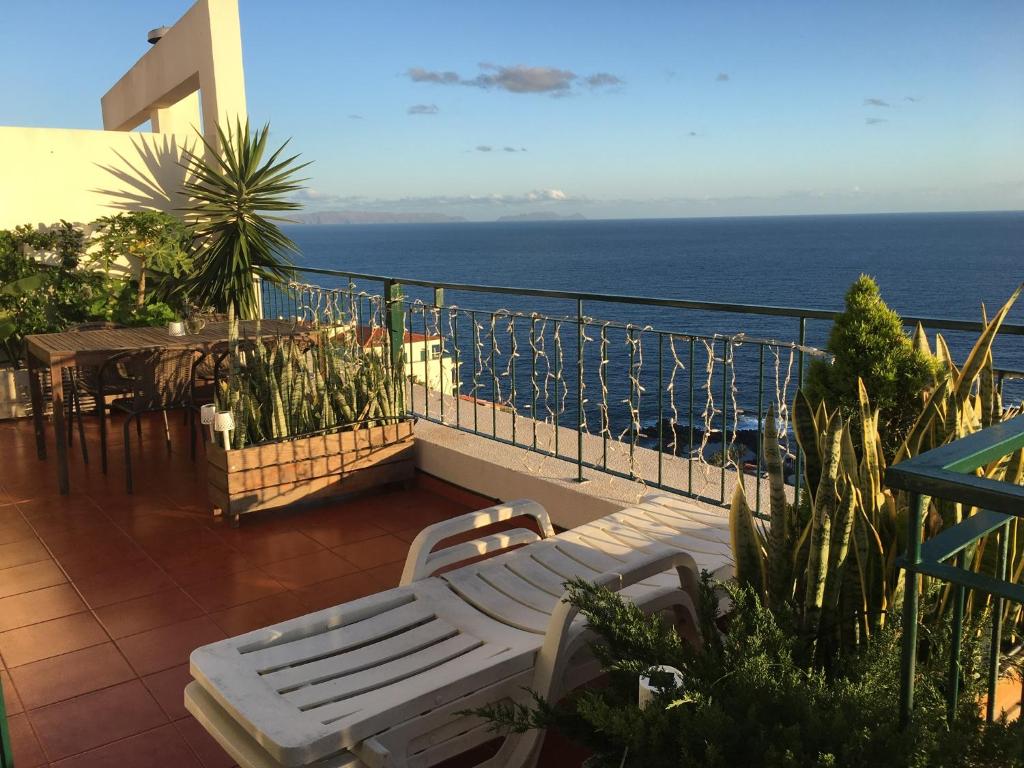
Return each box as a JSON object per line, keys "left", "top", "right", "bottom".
{"left": 414, "top": 419, "right": 736, "bottom": 530}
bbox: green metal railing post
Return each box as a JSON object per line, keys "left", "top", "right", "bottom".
{"left": 434, "top": 288, "right": 445, "bottom": 423}
{"left": 384, "top": 280, "right": 405, "bottom": 413}
{"left": 947, "top": 551, "right": 966, "bottom": 724}
{"left": 899, "top": 492, "right": 925, "bottom": 727}
{"left": 721, "top": 340, "right": 728, "bottom": 501}
{"left": 0, "top": 680, "right": 11, "bottom": 768}
{"left": 987, "top": 520, "right": 1010, "bottom": 722}
{"left": 795, "top": 316, "right": 807, "bottom": 507}
{"left": 657, "top": 333, "right": 664, "bottom": 488}
{"left": 576, "top": 299, "right": 585, "bottom": 482}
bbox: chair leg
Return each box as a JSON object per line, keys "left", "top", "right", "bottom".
{"left": 162, "top": 410, "right": 172, "bottom": 454}
{"left": 100, "top": 402, "right": 108, "bottom": 474}
{"left": 75, "top": 389, "right": 89, "bottom": 466}
{"left": 67, "top": 388, "right": 75, "bottom": 447}
{"left": 189, "top": 408, "right": 197, "bottom": 461}
{"left": 136, "top": 412, "right": 143, "bottom": 439}
{"left": 123, "top": 414, "right": 134, "bottom": 494}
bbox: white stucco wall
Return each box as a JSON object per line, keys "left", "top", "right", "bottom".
{"left": 0, "top": 126, "right": 196, "bottom": 231}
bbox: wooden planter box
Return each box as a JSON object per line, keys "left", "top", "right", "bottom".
{"left": 207, "top": 419, "right": 415, "bottom": 523}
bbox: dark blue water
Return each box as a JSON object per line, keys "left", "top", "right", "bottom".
{"left": 282, "top": 212, "right": 1024, "bottom": 441}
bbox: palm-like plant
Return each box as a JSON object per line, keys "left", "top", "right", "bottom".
{"left": 181, "top": 119, "right": 308, "bottom": 318}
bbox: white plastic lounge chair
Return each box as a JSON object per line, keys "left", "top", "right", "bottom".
{"left": 185, "top": 494, "right": 732, "bottom": 768}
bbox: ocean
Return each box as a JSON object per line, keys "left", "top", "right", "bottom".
{"left": 283, "top": 211, "right": 1024, "bottom": 442}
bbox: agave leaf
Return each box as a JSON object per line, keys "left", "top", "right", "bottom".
{"left": 729, "top": 483, "right": 766, "bottom": 597}
{"left": 803, "top": 417, "right": 844, "bottom": 644}
{"left": 895, "top": 375, "right": 951, "bottom": 463}
{"left": 934, "top": 333, "right": 958, "bottom": 379}
{"left": 793, "top": 390, "right": 822, "bottom": 505}
{"left": 954, "top": 284, "right": 1021, "bottom": 400}
{"left": 764, "top": 407, "right": 789, "bottom": 531}
{"left": 912, "top": 322, "right": 932, "bottom": 358}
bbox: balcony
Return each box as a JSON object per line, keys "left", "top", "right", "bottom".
{"left": 0, "top": 414, "right": 591, "bottom": 767}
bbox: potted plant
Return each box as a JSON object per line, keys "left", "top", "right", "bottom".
{"left": 205, "top": 326, "right": 414, "bottom": 524}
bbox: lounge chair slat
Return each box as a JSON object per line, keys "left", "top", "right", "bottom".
{"left": 244, "top": 599, "right": 436, "bottom": 672}
{"left": 284, "top": 634, "right": 484, "bottom": 711}
{"left": 503, "top": 554, "right": 574, "bottom": 595}
{"left": 473, "top": 565, "right": 561, "bottom": 613}
{"left": 444, "top": 572, "right": 551, "bottom": 633}
{"left": 304, "top": 640, "right": 521, "bottom": 727}
{"left": 631, "top": 505, "right": 732, "bottom": 544}
{"left": 260, "top": 618, "right": 459, "bottom": 693}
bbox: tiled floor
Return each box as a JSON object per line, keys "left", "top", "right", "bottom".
{"left": 0, "top": 414, "right": 588, "bottom": 767}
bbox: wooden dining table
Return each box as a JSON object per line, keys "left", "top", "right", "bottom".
{"left": 25, "top": 319, "right": 306, "bottom": 494}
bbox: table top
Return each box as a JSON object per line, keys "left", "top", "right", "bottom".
{"left": 26, "top": 319, "right": 306, "bottom": 365}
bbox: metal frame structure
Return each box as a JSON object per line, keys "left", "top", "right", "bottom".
{"left": 887, "top": 414, "right": 1024, "bottom": 726}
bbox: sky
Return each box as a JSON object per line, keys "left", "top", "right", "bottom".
{"left": 1, "top": 1, "right": 1022, "bottom": 220}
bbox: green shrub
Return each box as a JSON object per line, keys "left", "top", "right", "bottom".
{"left": 478, "top": 577, "right": 1024, "bottom": 768}
{"left": 805, "top": 275, "right": 936, "bottom": 457}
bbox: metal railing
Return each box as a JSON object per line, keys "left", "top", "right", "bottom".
{"left": 888, "top": 414, "right": 1024, "bottom": 727}
{"left": 262, "top": 267, "right": 1024, "bottom": 515}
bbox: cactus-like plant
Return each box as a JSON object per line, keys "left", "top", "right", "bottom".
{"left": 215, "top": 321, "right": 404, "bottom": 448}
{"left": 731, "top": 285, "right": 1024, "bottom": 656}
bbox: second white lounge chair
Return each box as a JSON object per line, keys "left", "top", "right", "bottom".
{"left": 186, "top": 494, "right": 732, "bottom": 768}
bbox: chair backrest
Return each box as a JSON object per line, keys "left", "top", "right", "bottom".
{"left": 107, "top": 348, "right": 199, "bottom": 411}
{"left": 69, "top": 321, "right": 128, "bottom": 332}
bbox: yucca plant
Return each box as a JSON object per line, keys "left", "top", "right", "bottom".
{"left": 181, "top": 119, "right": 307, "bottom": 319}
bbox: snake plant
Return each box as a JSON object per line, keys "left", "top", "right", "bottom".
{"left": 216, "top": 321, "right": 404, "bottom": 449}
{"left": 731, "top": 285, "right": 1024, "bottom": 657}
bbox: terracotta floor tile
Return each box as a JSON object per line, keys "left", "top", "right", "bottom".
{"left": 74, "top": 560, "right": 175, "bottom": 609}
{"left": 9, "top": 642, "right": 135, "bottom": 709}
{"left": 28, "top": 679, "right": 168, "bottom": 762}
{"left": 363, "top": 559, "right": 405, "bottom": 590}
{"left": 50, "top": 723, "right": 203, "bottom": 768}
{"left": 260, "top": 548, "right": 358, "bottom": 589}
{"left": 0, "top": 537, "right": 50, "bottom": 570}
{"left": 93, "top": 588, "right": 204, "bottom": 639}
{"left": 298, "top": 513, "right": 388, "bottom": 548}
{"left": 209, "top": 591, "right": 309, "bottom": 636}
{"left": 17, "top": 495, "right": 101, "bottom": 520}
{"left": 0, "top": 559, "right": 67, "bottom": 599}
{"left": 226, "top": 529, "right": 323, "bottom": 566}
{"left": 0, "top": 583, "right": 87, "bottom": 632}
{"left": 414, "top": 474, "right": 495, "bottom": 509}
{"left": 120, "top": 513, "right": 211, "bottom": 546}
{"left": 7, "top": 712, "right": 48, "bottom": 767}
{"left": 142, "top": 663, "right": 192, "bottom": 721}
{"left": 54, "top": 540, "right": 150, "bottom": 581}
{"left": 1, "top": 668, "right": 24, "bottom": 715}
{"left": 34, "top": 523, "right": 129, "bottom": 558}
{"left": 333, "top": 533, "right": 411, "bottom": 570}
{"left": 116, "top": 616, "right": 226, "bottom": 677}
{"left": 175, "top": 716, "right": 236, "bottom": 768}
{"left": 0, "top": 519, "right": 35, "bottom": 546}
{"left": 0, "top": 612, "right": 108, "bottom": 667}
{"left": 183, "top": 568, "right": 286, "bottom": 612}
{"left": 292, "top": 571, "right": 382, "bottom": 612}
{"left": 159, "top": 543, "right": 254, "bottom": 586}
{"left": 142, "top": 526, "right": 227, "bottom": 561}
{"left": 0, "top": 505, "right": 25, "bottom": 526}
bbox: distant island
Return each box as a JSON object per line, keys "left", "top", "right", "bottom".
{"left": 495, "top": 212, "right": 587, "bottom": 222}
{"left": 292, "top": 211, "right": 467, "bottom": 225}
{"left": 290, "top": 210, "right": 589, "bottom": 225}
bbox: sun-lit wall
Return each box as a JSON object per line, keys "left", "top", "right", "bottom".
{"left": 0, "top": 127, "right": 195, "bottom": 231}
{"left": 0, "top": 0, "right": 246, "bottom": 232}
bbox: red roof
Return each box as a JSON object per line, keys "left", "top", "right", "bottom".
{"left": 356, "top": 324, "right": 440, "bottom": 346}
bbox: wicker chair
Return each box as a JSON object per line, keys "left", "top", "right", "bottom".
{"left": 65, "top": 322, "right": 132, "bottom": 464}
{"left": 98, "top": 347, "right": 201, "bottom": 493}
